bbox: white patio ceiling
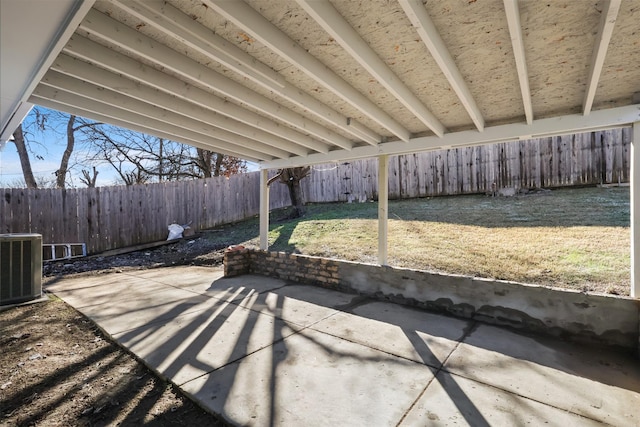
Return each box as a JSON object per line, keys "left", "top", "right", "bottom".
{"left": 2, "top": 0, "right": 639, "bottom": 168}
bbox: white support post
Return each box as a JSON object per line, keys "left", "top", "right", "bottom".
{"left": 632, "top": 122, "right": 639, "bottom": 298}
{"left": 260, "top": 169, "right": 270, "bottom": 251}
{"left": 378, "top": 155, "right": 389, "bottom": 265}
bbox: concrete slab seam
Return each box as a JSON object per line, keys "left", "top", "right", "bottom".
{"left": 101, "top": 322, "right": 229, "bottom": 424}
{"left": 304, "top": 322, "right": 444, "bottom": 371}
{"left": 435, "top": 368, "right": 614, "bottom": 426}
{"left": 103, "top": 304, "right": 222, "bottom": 336}
{"left": 56, "top": 300, "right": 195, "bottom": 406}
{"left": 394, "top": 371, "right": 439, "bottom": 427}
{"left": 440, "top": 321, "right": 617, "bottom": 425}
{"left": 120, "top": 270, "right": 223, "bottom": 298}
{"left": 175, "top": 326, "right": 315, "bottom": 388}
{"left": 175, "top": 316, "right": 308, "bottom": 387}
{"left": 395, "top": 320, "right": 480, "bottom": 426}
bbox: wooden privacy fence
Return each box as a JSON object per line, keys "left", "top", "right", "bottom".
{"left": 1, "top": 173, "right": 290, "bottom": 254}
{"left": 303, "top": 128, "right": 630, "bottom": 202}
{"left": 0, "top": 128, "right": 629, "bottom": 254}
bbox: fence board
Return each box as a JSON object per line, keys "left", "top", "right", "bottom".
{"left": 61, "top": 189, "right": 76, "bottom": 242}
{"left": 77, "top": 188, "right": 88, "bottom": 247}
{"left": 37, "top": 189, "right": 52, "bottom": 242}
{"left": 105, "top": 186, "right": 115, "bottom": 250}
{"left": 11, "top": 190, "right": 29, "bottom": 234}
{"left": 0, "top": 190, "right": 8, "bottom": 233}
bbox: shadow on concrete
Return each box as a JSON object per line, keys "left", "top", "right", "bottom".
{"left": 47, "top": 269, "right": 640, "bottom": 426}
{"left": 0, "top": 300, "right": 224, "bottom": 426}
{"left": 339, "top": 296, "right": 640, "bottom": 394}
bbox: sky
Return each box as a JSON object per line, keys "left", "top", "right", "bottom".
{"left": 0, "top": 143, "right": 127, "bottom": 188}
{"left": 0, "top": 145, "right": 78, "bottom": 186}
{"left": 1, "top": 106, "right": 123, "bottom": 187}
{"left": 0, "top": 106, "right": 258, "bottom": 188}
{"left": 0, "top": 121, "right": 117, "bottom": 188}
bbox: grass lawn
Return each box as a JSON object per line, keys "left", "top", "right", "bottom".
{"left": 206, "top": 186, "right": 630, "bottom": 296}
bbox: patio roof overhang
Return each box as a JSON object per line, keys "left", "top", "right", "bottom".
{"left": 2, "top": 0, "right": 639, "bottom": 164}
{"left": 1, "top": 0, "right": 638, "bottom": 295}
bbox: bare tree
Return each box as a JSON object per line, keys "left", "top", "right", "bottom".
{"left": 268, "top": 167, "right": 311, "bottom": 218}
{"left": 83, "top": 124, "right": 247, "bottom": 183}
{"left": 196, "top": 148, "right": 215, "bottom": 178}
{"left": 213, "top": 152, "right": 247, "bottom": 177}
{"left": 55, "top": 115, "right": 75, "bottom": 188}
{"left": 11, "top": 107, "right": 247, "bottom": 188}
{"left": 12, "top": 124, "right": 38, "bottom": 188}
{"left": 55, "top": 114, "right": 103, "bottom": 188}
{"left": 122, "top": 169, "right": 150, "bottom": 186}
{"left": 79, "top": 166, "right": 99, "bottom": 188}
{"left": 13, "top": 107, "right": 103, "bottom": 189}
{"left": 196, "top": 148, "right": 247, "bottom": 178}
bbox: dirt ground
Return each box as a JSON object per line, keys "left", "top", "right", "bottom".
{"left": 1, "top": 238, "right": 228, "bottom": 426}
{"left": 42, "top": 234, "right": 227, "bottom": 278}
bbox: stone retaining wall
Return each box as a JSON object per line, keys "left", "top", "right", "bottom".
{"left": 224, "top": 249, "right": 640, "bottom": 352}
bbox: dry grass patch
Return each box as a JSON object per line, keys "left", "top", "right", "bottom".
{"left": 387, "top": 222, "right": 628, "bottom": 292}
{"left": 207, "top": 186, "right": 630, "bottom": 295}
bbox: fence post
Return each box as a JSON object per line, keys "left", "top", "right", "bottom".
{"left": 260, "top": 169, "right": 270, "bottom": 251}
{"left": 631, "top": 121, "right": 639, "bottom": 298}
{"left": 378, "top": 155, "right": 389, "bottom": 265}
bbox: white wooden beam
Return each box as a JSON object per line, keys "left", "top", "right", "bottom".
{"left": 399, "top": 0, "right": 484, "bottom": 132}
{"left": 263, "top": 105, "right": 640, "bottom": 168}
{"left": 632, "top": 121, "right": 639, "bottom": 298}
{"left": 50, "top": 54, "right": 299, "bottom": 158}
{"left": 41, "top": 69, "right": 292, "bottom": 159}
{"left": 1, "top": 0, "right": 95, "bottom": 139}
{"left": 114, "top": 0, "right": 380, "bottom": 146}
{"left": 79, "top": 9, "right": 339, "bottom": 153}
{"left": 503, "top": 0, "right": 534, "bottom": 125}
{"left": 31, "top": 85, "right": 270, "bottom": 161}
{"left": 1, "top": 102, "right": 34, "bottom": 143}
{"left": 120, "top": 0, "right": 285, "bottom": 89}
{"left": 583, "top": 0, "right": 621, "bottom": 115}
{"left": 29, "top": 95, "right": 264, "bottom": 162}
{"left": 298, "top": 0, "right": 445, "bottom": 137}
{"left": 205, "top": 0, "right": 412, "bottom": 142}
{"left": 260, "top": 169, "right": 270, "bottom": 250}
{"left": 63, "top": 35, "right": 313, "bottom": 156}
{"left": 378, "top": 155, "right": 389, "bottom": 265}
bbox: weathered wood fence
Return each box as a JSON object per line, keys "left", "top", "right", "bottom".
{"left": 1, "top": 173, "right": 290, "bottom": 254}
{"left": 0, "top": 128, "right": 630, "bottom": 254}
{"left": 302, "top": 128, "right": 631, "bottom": 202}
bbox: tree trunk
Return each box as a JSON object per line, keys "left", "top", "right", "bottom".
{"left": 274, "top": 167, "right": 310, "bottom": 218}
{"left": 80, "top": 167, "right": 99, "bottom": 188}
{"left": 213, "top": 153, "right": 224, "bottom": 177}
{"left": 56, "top": 115, "right": 76, "bottom": 188}
{"left": 286, "top": 177, "right": 305, "bottom": 218}
{"left": 196, "top": 148, "right": 213, "bottom": 178}
{"left": 12, "top": 124, "right": 38, "bottom": 188}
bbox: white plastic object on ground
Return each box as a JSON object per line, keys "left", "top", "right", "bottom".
{"left": 167, "top": 223, "right": 184, "bottom": 240}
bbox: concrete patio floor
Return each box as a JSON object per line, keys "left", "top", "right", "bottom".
{"left": 45, "top": 266, "right": 640, "bottom": 426}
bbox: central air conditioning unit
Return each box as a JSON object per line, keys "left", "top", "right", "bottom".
{"left": 0, "top": 234, "right": 42, "bottom": 306}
